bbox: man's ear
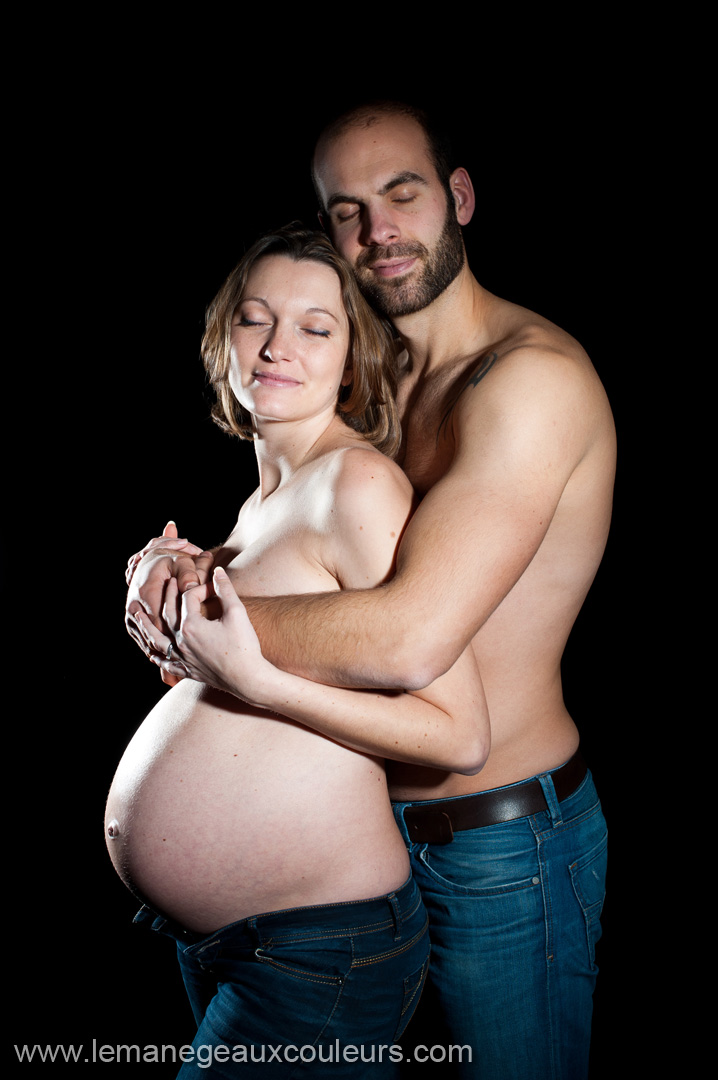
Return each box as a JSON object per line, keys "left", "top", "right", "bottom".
{"left": 450, "top": 167, "right": 475, "bottom": 226}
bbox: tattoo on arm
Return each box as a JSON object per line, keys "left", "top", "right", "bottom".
{"left": 437, "top": 352, "right": 499, "bottom": 442}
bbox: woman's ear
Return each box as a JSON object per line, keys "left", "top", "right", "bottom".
{"left": 341, "top": 362, "right": 353, "bottom": 387}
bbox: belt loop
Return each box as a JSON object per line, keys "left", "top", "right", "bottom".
{"left": 538, "top": 771, "right": 563, "bottom": 827}
{"left": 387, "top": 892, "right": 403, "bottom": 942}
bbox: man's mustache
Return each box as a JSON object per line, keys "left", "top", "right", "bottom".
{"left": 356, "top": 242, "right": 427, "bottom": 271}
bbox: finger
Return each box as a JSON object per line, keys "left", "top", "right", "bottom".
{"left": 163, "top": 521, "right": 179, "bottom": 539}
{"left": 190, "top": 551, "right": 215, "bottom": 588}
{"left": 180, "top": 582, "right": 210, "bottom": 612}
{"left": 136, "top": 609, "right": 174, "bottom": 659}
{"left": 125, "top": 611, "right": 152, "bottom": 655}
{"left": 127, "top": 603, "right": 159, "bottom": 640}
{"left": 178, "top": 581, "right": 217, "bottom": 624}
{"left": 126, "top": 537, "right": 202, "bottom": 586}
{"left": 143, "top": 537, "right": 205, "bottom": 557}
{"left": 176, "top": 554, "right": 203, "bottom": 594}
{"left": 162, "top": 577, "right": 182, "bottom": 637}
{"left": 212, "top": 566, "right": 241, "bottom": 607}
{"left": 125, "top": 556, "right": 141, "bottom": 586}
{"left": 151, "top": 654, "right": 190, "bottom": 682}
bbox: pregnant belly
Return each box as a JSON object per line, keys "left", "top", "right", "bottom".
{"left": 105, "top": 682, "right": 407, "bottom": 933}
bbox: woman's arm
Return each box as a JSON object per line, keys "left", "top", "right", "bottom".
{"left": 134, "top": 449, "right": 490, "bottom": 775}
{"left": 137, "top": 567, "right": 489, "bottom": 775}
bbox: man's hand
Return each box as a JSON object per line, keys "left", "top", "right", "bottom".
{"left": 125, "top": 522, "right": 214, "bottom": 682}
{"left": 125, "top": 521, "right": 205, "bottom": 587}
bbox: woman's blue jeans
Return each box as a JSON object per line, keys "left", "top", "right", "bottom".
{"left": 391, "top": 766, "right": 607, "bottom": 1079}
{"left": 135, "top": 874, "right": 430, "bottom": 1077}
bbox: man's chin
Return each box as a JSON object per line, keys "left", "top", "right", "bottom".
{"left": 356, "top": 272, "right": 423, "bottom": 319}
{"left": 360, "top": 282, "right": 436, "bottom": 319}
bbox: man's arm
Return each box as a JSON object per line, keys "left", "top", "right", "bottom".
{"left": 243, "top": 346, "right": 609, "bottom": 690}
{"left": 134, "top": 448, "right": 490, "bottom": 775}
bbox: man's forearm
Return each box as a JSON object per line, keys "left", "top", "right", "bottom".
{"left": 241, "top": 587, "right": 386, "bottom": 686}
{"left": 242, "top": 576, "right": 456, "bottom": 691}
{"left": 242, "top": 586, "right": 399, "bottom": 689}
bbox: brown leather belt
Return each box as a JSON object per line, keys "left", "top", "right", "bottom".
{"left": 402, "top": 749, "right": 587, "bottom": 844}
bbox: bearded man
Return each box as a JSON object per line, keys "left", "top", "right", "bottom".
{"left": 127, "top": 101, "right": 615, "bottom": 1079}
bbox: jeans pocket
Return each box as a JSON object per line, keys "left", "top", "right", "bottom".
{"left": 569, "top": 829, "right": 608, "bottom": 969}
{"left": 393, "top": 957, "right": 430, "bottom": 1042}
{"left": 417, "top": 836, "right": 539, "bottom": 898}
{"left": 253, "top": 935, "right": 351, "bottom": 987}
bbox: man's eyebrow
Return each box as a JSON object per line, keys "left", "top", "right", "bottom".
{"left": 326, "top": 171, "right": 429, "bottom": 210}
{"left": 379, "top": 171, "right": 428, "bottom": 196}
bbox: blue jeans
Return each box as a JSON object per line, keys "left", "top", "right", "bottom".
{"left": 391, "top": 765, "right": 607, "bottom": 1079}
{"left": 135, "top": 875, "right": 430, "bottom": 1078}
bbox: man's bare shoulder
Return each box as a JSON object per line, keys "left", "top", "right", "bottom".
{"left": 450, "top": 299, "right": 612, "bottom": 445}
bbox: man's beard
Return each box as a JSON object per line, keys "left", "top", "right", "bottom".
{"left": 353, "top": 202, "right": 465, "bottom": 318}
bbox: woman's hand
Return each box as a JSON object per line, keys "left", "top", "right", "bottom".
{"left": 135, "top": 567, "right": 274, "bottom": 705}
{"left": 125, "top": 521, "right": 215, "bottom": 685}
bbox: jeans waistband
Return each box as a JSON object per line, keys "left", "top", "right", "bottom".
{"left": 134, "top": 874, "right": 421, "bottom": 949}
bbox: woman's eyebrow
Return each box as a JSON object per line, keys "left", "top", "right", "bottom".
{"left": 240, "top": 299, "right": 340, "bottom": 324}
{"left": 306, "top": 307, "right": 340, "bottom": 323}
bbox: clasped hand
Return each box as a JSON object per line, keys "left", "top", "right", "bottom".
{"left": 124, "top": 523, "right": 214, "bottom": 682}
{"left": 133, "top": 567, "right": 269, "bottom": 705}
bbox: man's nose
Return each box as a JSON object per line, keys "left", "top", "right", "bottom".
{"left": 359, "top": 204, "right": 400, "bottom": 247}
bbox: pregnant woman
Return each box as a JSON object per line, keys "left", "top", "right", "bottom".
{"left": 107, "top": 226, "right": 488, "bottom": 1077}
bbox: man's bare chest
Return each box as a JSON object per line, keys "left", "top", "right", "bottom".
{"left": 395, "top": 350, "right": 499, "bottom": 496}
{"left": 395, "top": 372, "right": 462, "bottom": 496}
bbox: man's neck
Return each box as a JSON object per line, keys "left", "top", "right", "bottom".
{"left": 392, "top": 266, "right": 497, "bottom": 374}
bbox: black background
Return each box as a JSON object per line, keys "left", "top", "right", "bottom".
{"left": 8, "top": 34, "right": 673, "bottom": 1076}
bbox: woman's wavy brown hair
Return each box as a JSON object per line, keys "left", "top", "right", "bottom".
{"left": 201, "top": 224, "right": 402, "bottom": 458}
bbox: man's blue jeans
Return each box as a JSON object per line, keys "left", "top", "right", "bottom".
{"left": 135, "top": 874, "right": 430, "bottom": 1077}
{"left": 392, "top": 764, "right": 607, "bottom": 1079}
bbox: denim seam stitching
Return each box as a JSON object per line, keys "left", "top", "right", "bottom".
{"left": 351, "top": 916, "right": 429, "bottom": 968}
{"left": 258, "top": 896, "right": 423, "bottom": 945}
{"left": 253, "top": 954, "right": 345, "bottom": 985}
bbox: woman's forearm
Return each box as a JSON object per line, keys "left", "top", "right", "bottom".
{"left": 245, "top": 655, "right": 488, "bottom": 776}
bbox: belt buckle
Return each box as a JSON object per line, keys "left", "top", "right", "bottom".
{"left": 405, "top": 807, "right": 454, "bottom": 845}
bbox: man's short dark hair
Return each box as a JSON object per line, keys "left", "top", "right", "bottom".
{"left": 312, "top": 100, "right": 456, "bottom": 210}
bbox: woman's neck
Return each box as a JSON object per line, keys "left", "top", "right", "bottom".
{"left": 252, "top": 411, "right": 356, "bottom": 498}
